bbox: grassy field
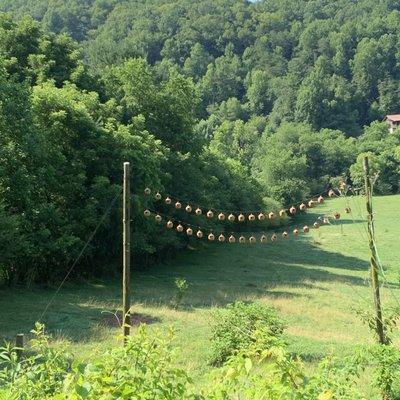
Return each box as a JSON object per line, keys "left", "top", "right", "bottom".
{"left": 1, "top": 195, "right": 400, "bottom": 386}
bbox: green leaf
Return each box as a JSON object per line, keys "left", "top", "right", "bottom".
{"left": 245, "top": 358, "right": 252, "bottom": 374}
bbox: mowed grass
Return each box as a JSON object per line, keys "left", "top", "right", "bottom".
{"left": 1, "top": 195, "right": 400, "bottom": 383}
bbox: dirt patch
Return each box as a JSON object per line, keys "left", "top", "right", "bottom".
{"left": 99, "top": 311, "right": 160, "bottom": 328}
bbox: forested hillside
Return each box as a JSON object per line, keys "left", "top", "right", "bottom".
{"left": 4, "top": 0, "right": 400, "bottom": 130}
{"left": 0, "top": 0, "right": 399, "bottom": 284}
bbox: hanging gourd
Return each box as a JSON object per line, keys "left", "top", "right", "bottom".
{"left": 228, "top": 214, "right": 236, "bottom": 222}
{"left": 249, "top": 236, "right": 256, "bottom": 244}
{"left": 282, "top": 231, "right": 288, "bottom": 238}
{"left": 323, "top": 217, "right": 330, "bottom": 224}
{"left": 248, "top": 214, "right": 256, "bottom": 221}
{"left": 313, "top": 222, "right": 320, "bottom": 229}
{"left": 228, "top": 235, "right": 236, "bottom": 243}
{"left": 239, "top": 236, "right": 246, "bottom": 243}
{"left": 268, "top": 212, "right": 275, "bottom": 220}
{"left": 258, "top": 213, "right": 265, "bottom": 221}
{"left": 195, "top": 208, "right": 202, "bottom": 215}
{"left": 308, "top": 200, "right": 315, "bottom": 208}
{"left": 207, "top": 210, "right": 214, "bottom": 219}
{"left": 208, "top": 233, "right": 215, "bottom": 241}
{"left": 167, "top": 221, "right": 174, "bottom": 229}
{"left": 218, "top": 212, "right": 225, "bottom": 221}
{"left": 176, "top": 224, "right": 184, "bottom": 232}
{"left": 318, "top": 196, "right": 324, "bottom": 204}
{"left": 299, "top": 203, "right": 307, "bottom": 211}
{"left": 155, "top": 214, "right": 162, "bottom": 222}
{"left": 303, "top": 225, "right": 310, "bottom": 233}
{"left": 218, "top": 234, "right": 226, "bottom": 242}
{"left": 238, "top": 214, "right": 245, "bottom": 222}
{"left": 144, "top": 210, "right": 151, "bottom": 217}
{"left": 334, "top": 212, "right": 341, "bottom": 220}
{"left": 279, "top": 210, "right": 286, "bottom": 217}
{"left": 328, "top": 189, "right": 335, "bottom": 197}
{"left": 155, "top": 192, "right": 162, "bottom": 200}
{"left": 186, "top": 227, "right": 193, "bottom": 236}
{"left": 185, "top": 205, "right": 192, "bottom": 213}
{"left": 175, "top": 201, "right": 182, "bottom": 209}
{"left": 144, "top": 188, "right": 151, "bottom": 195}
{"left": 165, "top": 197, "right": 172, "bottom": 205}
{"left": 293, "top": 228, "right": 299, "bottom": 236}
{"left": 289, "top": 206, "right": 297, "bottom": 215}
{"left": 196, "top": 230, "right": 203, "bottom": 238}
{"left": 271, "top": 233, "right": 277, "bottom": 242}
{"left": 260, "top": 235, "right": 268, "bottom": 243}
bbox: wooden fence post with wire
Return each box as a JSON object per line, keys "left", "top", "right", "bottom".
{"left": 363, "top": 156, "right": 386, "bottom": 345}
{"left": 122, "top": 162, "right": 131, "bottom": 345}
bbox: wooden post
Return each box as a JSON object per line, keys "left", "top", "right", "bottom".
{"left": 15, "top": 334, "right": 24, "bottom": 360}
{"left": 363, "top": 156, "right": 386, "bottom": 345}
{"left": 122, "top": 162, "right": 131, "bottom": 345}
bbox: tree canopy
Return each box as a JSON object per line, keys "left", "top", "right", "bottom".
{"left": 0, "top": 0, "right": 399, "bottom": 284}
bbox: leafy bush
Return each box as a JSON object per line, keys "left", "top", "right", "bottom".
{"left": 0, "top": 323, "right": 201, "bottom": 400}
{"left": 0, "top": 323, "right": 72, "bottom": 399}
{"left": 62, "top": 326, "right": 200, "bottom": 399}
{"left": 208, "top": 301, "right": 284, "bottom": 365}
{"left": 207, "top": 328, "right": 364, "bottom": 400}
{"left": 2, "top": 321, "right": 400, "bottom": 399}
{"left": 354, "top": 344, "right": 400, "bottom": 400}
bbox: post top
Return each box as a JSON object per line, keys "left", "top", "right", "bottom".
{"left": 124, "top": 161, "right": 130, "bottom": 166}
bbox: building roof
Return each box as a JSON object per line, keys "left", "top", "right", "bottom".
{"left": 385, "top": 114, "right": 400, "bottom": 122}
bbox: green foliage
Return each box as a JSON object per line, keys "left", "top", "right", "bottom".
{"left": 172, "top": 277, "right": 189, "bottom": 309}
{"left": 0, "top": 322, "right": 72, "bottom": 399}
{"left": 5, "top": 0, "right": 400, "bottom": 130}
{"left": 0, "top": 323, "right": 201, "bottom": 400}
{"left": 350, "top": 122, "right": 400, "bottom": 194}
{"left": 206, "top": 328, "right": 364, "bottom": 400}
{"left": 2, "top": 320, "right": 400, "bottom": 399}
{"left": 208, "top": 301, "right": 284, "bottom": 366}
{"left": 62, "top": 326, "right": 200, "bottom": 399}
{"left": 1, "top": 0, "right": 400, "bottom": 286}
{"left": 253, "top": 123, "right": 356, "bottom": 204}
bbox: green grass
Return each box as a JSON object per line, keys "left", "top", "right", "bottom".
{"left": 1, "top": 195, "right": 400, "bottom": 386}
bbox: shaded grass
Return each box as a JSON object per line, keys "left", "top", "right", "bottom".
{"left": 1, "top": 195, "right": 400, "bottom": 386}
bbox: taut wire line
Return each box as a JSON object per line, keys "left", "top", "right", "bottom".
{"left": 39, "top": 190, "right": 122, "bottom": 321}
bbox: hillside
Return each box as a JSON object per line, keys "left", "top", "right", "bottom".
{"left": 2, "top": 0, "right": 400, "bottom": 133}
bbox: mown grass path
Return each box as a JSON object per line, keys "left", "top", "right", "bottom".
{"left": 1, "top": 195, "right": 399, "bottom": 380}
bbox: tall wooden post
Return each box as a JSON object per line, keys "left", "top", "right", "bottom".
{"left": 122, "top": 162, "right": 131, "bottom": 344}
{"left": 363, "top": 156, "right": 386, "bottom": 345}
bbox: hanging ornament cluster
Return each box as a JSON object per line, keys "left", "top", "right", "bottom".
{"left": 143, "top": 188, "right": 330, "bottom": 223}
{"left": 141, "top": 209, "right": 337, "bottom": 244}
{"left": 142, "top": 187, "right": 348, "bottom": 245}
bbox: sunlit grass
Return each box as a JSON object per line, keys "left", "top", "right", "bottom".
{"left": 1, "top": 195, "right": 399, "bottom": 393}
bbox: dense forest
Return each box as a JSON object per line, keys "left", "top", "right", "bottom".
{"left": 0, "top": 0, "right": 399, "bottom": 285}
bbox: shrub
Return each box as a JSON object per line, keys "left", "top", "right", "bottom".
{"left": 208, "top": 301, "right": 284, "bottom": 365}
{"left": 0, "top": 323, "right": 201, "bottom": 400}
{"left": 62, "top": 326, "right": 201, "bottom": 399}
{"left": 172, "top": 277, "right": 189, "bottom": 309}
{"left": 206, "top": 328, "right": 364, "bottom": 400}
{"left": 0, "top": 322, "right": 72, "bottom": 399}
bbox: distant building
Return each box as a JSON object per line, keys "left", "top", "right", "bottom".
{"left": 385, "top": 114, "right": 400, "bottom": 133}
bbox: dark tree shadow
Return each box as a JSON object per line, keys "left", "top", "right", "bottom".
{"left": 0, "top": 222, "right": 377, "bottom": 343}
